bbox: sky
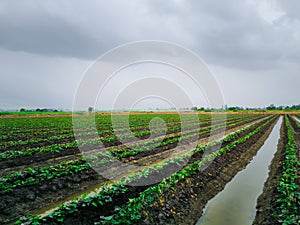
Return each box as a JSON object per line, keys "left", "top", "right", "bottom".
{"left": 0, "top": 0, "right": 299, "bottom": 110}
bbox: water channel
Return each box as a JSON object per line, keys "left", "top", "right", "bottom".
{"left": 196, "top": 117, "right": 282, "bottom": 225}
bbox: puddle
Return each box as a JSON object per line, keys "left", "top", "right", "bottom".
{"left": 293, "top": 116, "right": 300, "bottom": 124}
{"left": 195, "top": 117, "right": 282, "bottom": 225}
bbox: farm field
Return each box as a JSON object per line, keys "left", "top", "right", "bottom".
{"left": 0, "top": 113, "right": 298, "bottom": 225}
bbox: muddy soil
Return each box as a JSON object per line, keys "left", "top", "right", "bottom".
{"left": 13, "top": 118, "right": 274, "bottom": 225}
{"left": 138, "top": 117, "right": 279, "bottom": 225}
{"left": 0, "top": 116, "right": 269, "bottom": 224}
{"left": 0, "top": 147, "right": 80, "bottom": 170}
{"left": 0, "top": 169, "right": 104, "bottom": 225}
{"left": 121, "top": 116, "right": 264, "bottom": 162}
{"left": 34, "top": 117, "right": 277, "bottom": 225}
{"left": 0, "top": 117, "right": 257, "bottom": 172}
{"left": 135, "top": 119, "right": 265, "bottom": 167}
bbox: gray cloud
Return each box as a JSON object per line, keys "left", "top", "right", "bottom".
{"left": 147, "top": 0, "right": 300, "bottom": 69}
{"left": 0, "top": 0, "right": 299, "bottom": 109}
{"left": 0, "top": 1, "right": 120, "bottom": 58}
{"left": 276, "top": 0, "right": 300, "bottom": 20}
{"left": 0, "top": 0, "right": 299, "bottom": 69}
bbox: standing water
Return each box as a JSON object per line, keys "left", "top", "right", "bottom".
{"left": 294, "top": 116, "right": 300, "bottom": 124}
{"left": 196, "top": 117, "right": 282, "bottom": 225}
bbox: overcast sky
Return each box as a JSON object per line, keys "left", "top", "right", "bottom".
{"left": 0, "top": 0, "right": 299, "bottom": 110}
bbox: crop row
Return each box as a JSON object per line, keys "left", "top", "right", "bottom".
{"left": 14, "top": 116, "right": 276, "bottom": 224}
{"left": 0, "top": 115, "right": 224, "bottom": 148}
{"left": 0, "top": 114, "right": 261, "bottom": 144}
{"left": 0, "top": 114, "right": 204, "bottom": 137}
{"left": 273, "top": 116, "right": 299, "bottom": 224}
{"left": 109, "top": 115, "right": 267, "bottom": 159}
{"left": 1, "top": 116, "right": 267, "bottom": 192}
{"left": 0, "top": 114, "right": 253, "bottom": 149}
{"left": 290, "top": 116, "right": 300, "bottom": 130}
{"left": 98, "top": 116, "right": 276, "bottom": 224}
{"left": 0, "top": 115, "right": 261, "bottom": 160}
{"left": 0, "top": 157, "right": 90, "bottom": 193}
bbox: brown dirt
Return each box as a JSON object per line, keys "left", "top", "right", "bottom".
{"left": 0, "top": 116, "right": 269, "bottom": 224}
{"left": 120, "top": 116, "right": 264, "bottom": 163}
{"left": 0, "top": 116, "right": 250, "bottom": 172}
{"left": 0, "top": 154, "right": 80, "bottom": 177}
{"left": 0, "top": 170, "right": 104, "bottom": 225}
{"left": 9, "top": 118, "right": 275, "bottom": 225}
{"left": 1, "top": 111, "right": 291, "bottom": 119}
{"left": 0, "top": 114, "right": 73, "bottom": 118}
{"left": 0, "top": 147, "right": 80, "bottom": 170}
{"left": 139, "top": 117, "right": 279, "bottom": 225}
{"left": 136, "top": 117, "right": 267, "bottom": 167}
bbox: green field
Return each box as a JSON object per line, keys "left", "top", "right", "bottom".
{"left": 0, "top": 113, "right": 298, "bottom": 225}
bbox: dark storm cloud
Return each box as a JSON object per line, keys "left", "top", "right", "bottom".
{"left": 0, "top": 0, "right": 299, "bottom": 69}
{"left": 146, "top": 0, "right": 300, "bottom": 69}
{"left": 0, "top": 0, "right": 300, "bottom": 109}
{"left": 0, "top": 1, "right": 122, "bottom": 59}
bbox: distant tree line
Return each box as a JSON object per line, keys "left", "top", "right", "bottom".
{"left": 19, "top": 108, "right": 59, "bottom": 112}
{"left": 265, "top": 104, "right": 300, "bottom": 111}
{"left": 191, "top": 104, "right": 300, "bottom": 112}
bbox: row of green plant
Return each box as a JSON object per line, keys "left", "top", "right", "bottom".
{"left": 295, "top": 114, "right": 300, "bottom": 120}
{"left": 106, "top": 114, "right": 259, "bottom": 143}
{"left": 73, "top": 114, "right": 266, "bottom": 178}
{"left": 0, "top": 117, "right": 74, "bottom": 138}
{"left": 0, "top": 142, "right": 78, "bottom": 159}
{"left": 14, "top": 116, "right": 275, "bottom": 224}
{"left": 0, "top": 115, "right": 258, "bottom": 160}
{"left": 110, "top": 115, "right": 267, "bottom": 159}
{"left": 0, "top": 115, "right": 270, "bottom": 196}
{"left": 0, "top": 113, "right": 261, "bottom": 144}
{"left": 273, "top": 116, "right": 299, "bottom": 224}
{"left": 1, "top": 113, "right": 247, "bottom": 150}
{"left": 0, "top": 113, "right": 204, "bottom": 137}
{"left": 98, "top": 116, "right": 276, "bottom": 224}
{"left": 0, "top": 114, "right": 226, "bottom": 150}
{"left": 290, "top": 115, "right": 300, "bottom": 129}
{"left": 0, "top": 157, "right": 90, "bottom": 193}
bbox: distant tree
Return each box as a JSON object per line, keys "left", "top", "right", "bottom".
{"left": 227, "top": 106, "right": 244, "bottom": 111}
{"left": 191, "top": 106, "right": 198, "bottom": 111}
{"left": 36, "top": 108, "right": 41, "bottom": 112}
{"left": 290, "top": 104, "right": 300, "bottom": 110}
{"left": 266, "top": 104, "right": 276, "bottom": 110}
{"left": 20, "top": 108, "right": 25, "bottom": 112}
{"left": 88, "top": 107, "right": 93, "bottom": 113}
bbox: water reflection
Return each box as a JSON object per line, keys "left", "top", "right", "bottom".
{"left": 196, "top": 117, "right": 282, "bottom": 225}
